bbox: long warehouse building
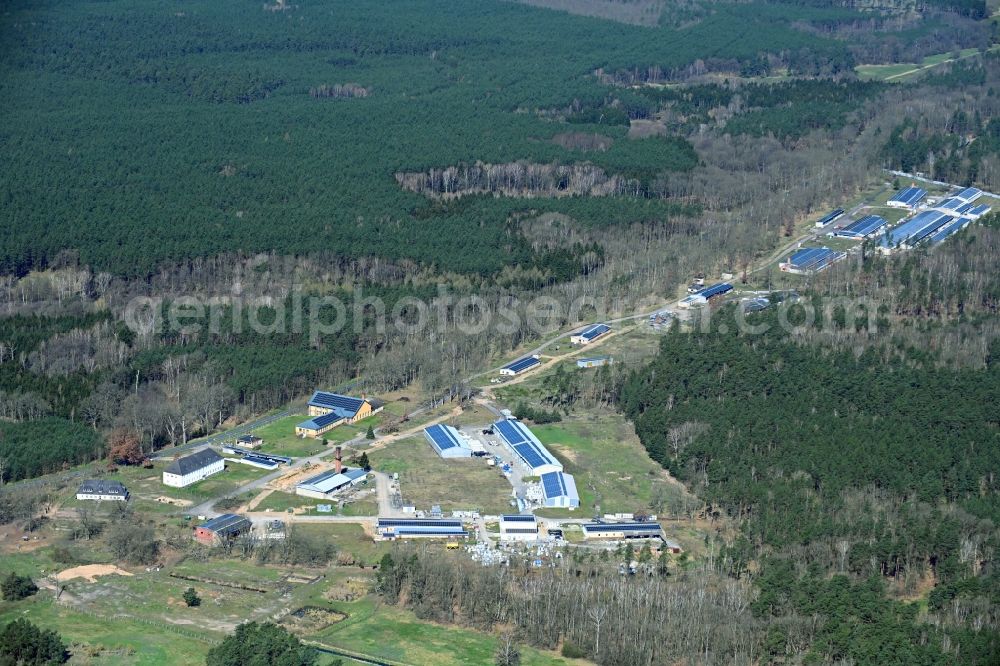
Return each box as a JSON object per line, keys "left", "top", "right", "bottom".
{"left": 780, "top": 247, "right": 845, "bottom": 275}
{"left": 830, "top": 215, "right": 888, "bottom": 240}
{"left": 376, "top": 518, "right": 468, "bottom": 539}
{"left": 493, "top": 419, "right": 563, "bottom": 475}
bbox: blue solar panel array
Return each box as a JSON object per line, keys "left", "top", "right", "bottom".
{"left": 503, "top": 356, "right": 540, "bottom": 373}
{"left": 954, "top": 187, "right": 982, "bottom": 202}
{"left": 301, "top": 411, "right": 342, "bottom": 430}
{"left": 514, "top": 442, "right": 552, "bottom": 469}
{"left": 378, "top": 518, "right": 463, "bottom": 528}
{"left": 880, "top": 211, "right": 953, "bottom": 249}
{"left": 541, "top": 471, "right": 567, "bottom": 497}
{"left": 582, "top": 522, "right": 663, "bottom": 534}
{"left": 309, "top": 391, "right": 364, "bottom": 412}
{"left": 888, "top": 186, "right": 926, "bottom": 207}
{"left": 243, "top": 455, "right": 279, "bottom": 468}
{"left": 393, "top": 527, "right": 467, "bottom": 536}
{"left": 698, "top": 283, "right": 733, "bottom": 300}
{"left": 425, "top": 424, "right": 460, "bottom": 451}
{"left": 787, "top": 248, "right": 843, "bottom": 273}
{"left": 930, "top": 218, "right": 968, "bottom": 244}
{"left": 578, "top": 323, "right": 610, "bottom": 341}
{"left": 832, "top": 215, "right": 887, "bottom": 239}
{"left": 967, "top": 204, "right": 991, "bottom": 217}
{"left": 494, "top": 420, "right": 561, "bottom": 472}
{"left": 937, "top": 198, "right": 965, "bottom": 212}
{"left": 815, "top": 208, "right": 845, "bottom": 226}
{"left": 501, "top": 514, "right": 536, "bottom": 523}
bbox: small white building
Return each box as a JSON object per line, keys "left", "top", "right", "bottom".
{"left": 76, "top": 479, "right": 129, "bottom": 502}
{"left": 162, "top": 448, "right": 225, "bottom": 488}
{"left": 499, "top": 514, "right": 539, "bottom": 542}
{"left": 570, "top": 323, "right": 610, "bottom": 345}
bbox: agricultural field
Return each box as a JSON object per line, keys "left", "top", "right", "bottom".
{"left": 856, "top": 47, "right": 984, "bottom": 81}
{"left": 311, "top": 597, "right": 586, "bottom": 666}
{"left": 531, "top": 413, "right": 691, "bottom": 517}
{"left": 369, "top": 435, "right": 515, "bottom": 514}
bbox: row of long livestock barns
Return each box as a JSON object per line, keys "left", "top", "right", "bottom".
{"left": 785, "top": 185, "right": 994, "bottom": 274}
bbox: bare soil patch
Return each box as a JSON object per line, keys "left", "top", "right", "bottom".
{"left": 55, "top": 564, "right": 133, "bottom": 583}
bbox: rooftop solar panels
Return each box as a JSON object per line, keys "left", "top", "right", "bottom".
{"left": 199, "top": 513, "right": 251, "bottom": 536}
{"left": 581, "top": 522, "right": 663, "bottom": 537}
{"left": 501, "top": 514, "right": 536, "bottom": 523}
{"left": 501, "top": 356, "right": 540, "bottom": 374}
{"left": 815, "top": 208, "right": 845, "bottom": 227}
{"left": 784, "top": 247, "right": 845, "bottom": 274}
{"left": 698, "top": 283, "right": 733, "bottom": 300}
{"left": 424, "top": 424, "right": 471, "bottom": 458}
{"left": 880, "top": 211, "right": 953, "bottom": 249}
{"left": 575, "top": 323, "right": 610, "bottom": 342}
{"left": 308, "top": 391, "right": 364, "bottom": 413}
{"left": 299, "top": 411, "right": 343, "bottom": 431}
{"left": 967, "top": 204, "right": 991, "bottom": 218}
{"left": 392, "top": 527, "right": 468, "bottom": 537}
{"left": 887, "top": 186, "right": 926, "bottom": 207}
{"left": 241, "top": 455, "right": 279, "bottom": 469}
{"left": 540, "top": 471, "right": 579, "bottom": 507}
{"left": 937, "top": 197, "right": 966, "bottom": 212}
{"left": 831, "top": 215, "right": 887, "bottom": 239}
{"left": 494, "top": 419, "right": 562, "bottom": 473}
{"left": 929, "top": 218, "right": 969, "bottom": 244}
{"left": 953, "top": 187, "right": 982, "bottom": 203}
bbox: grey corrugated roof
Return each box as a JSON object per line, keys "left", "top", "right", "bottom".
{"left": 77, "top": 479, "right": 128, "bottom": 496}
{"left": 164, "top": 448, "right": 223, "bottom": 476}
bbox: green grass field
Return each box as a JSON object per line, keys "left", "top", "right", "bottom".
{"left": 856, "top": 47, "right": 982, "bottom": 81}
{"left": 312, "top": 598, "right": 585, "bottom": 666}
{"left": 370, "top": 436, "right": 515, "bottom": 514}
{"left": 530, "top": 413, "right": 689, "bottom": 517}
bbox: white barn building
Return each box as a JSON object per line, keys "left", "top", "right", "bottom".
{"left": 499, "top": 514, "right": 539, "bottom": 542}
{"left": 162, "top": 448, "right": 225, "bottom": 488}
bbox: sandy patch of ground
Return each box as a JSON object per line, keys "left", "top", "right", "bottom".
{"left": 155, "top": 496, "right": 193, "bottom": 507}
{"left": 55, "top": 564, "right": 134, "bottom": 583}
{"left": 550, "top": 444, "right": 579, "bottom": 464}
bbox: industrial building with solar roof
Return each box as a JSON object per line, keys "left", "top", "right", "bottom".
{"left": 493, "top": 419, "right": 563, "bottom": 475}
{"left": 678, "top": 282, "right": 733, "bottom": 308}
{"left": 780, "top": 247, "right": 846, "bottom": 275}
{"left": 296, "top": 390, "right": 384, "bottom": 437}
{"left": 886, "top": 186, "right": 927, "bottom": 209}
{"left": 570, "top": 323, "right": 611, "bottom": 345}
{"left": 499, "top": 355, "right": 541, "bottom": 376}
{"left": 540, "top": 471, "right": 580, "bottom": 508}
{"left": 500, "top": 514, "right": 539, "bottom": 541}
{"left": 581, "top": 521, "right": 664, "bottom": 541}
{"left": 194, "top": 514, "right": 253, "bottom": 545}
{"left": 829, "top": 214, "right": 888, "bottom": 240}
{"left": 424, "top": 424, "right": 473, "bottom": 458}
{"left": 376, "top": 518, "right": 468, "bottom": 539}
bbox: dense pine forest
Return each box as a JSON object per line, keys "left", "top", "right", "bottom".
{"left": 2, "top": 0, "right": 999, "bottom": 482}
{"left": 621, "top": 306, "right": 1000, "bottom": 663}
